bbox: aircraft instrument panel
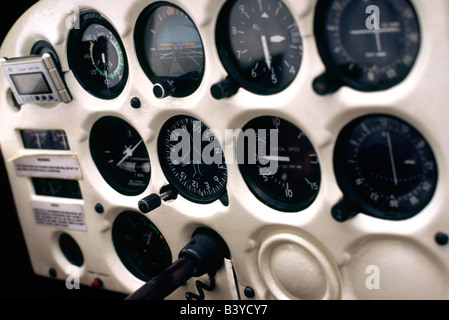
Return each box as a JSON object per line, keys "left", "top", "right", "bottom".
{"left": 1, "top": 0, "right": 449, "bottom": 300}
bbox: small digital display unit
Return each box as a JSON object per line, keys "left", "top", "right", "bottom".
{"left": 10, "top": 72, "right": 52, "bottom": 95}
{"left": 1, "top": 53, "right": 71, "bottom": 105}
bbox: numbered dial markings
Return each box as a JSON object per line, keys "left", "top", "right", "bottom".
{"left": 334, "top": 115, "right": 438, "bottom": 220}
{"left": 315, "top": 0, "right": 420, "bottom": 91}
{"left": 238, "top": 116, "right": 321, "bottom": 212}
{"left": 90, "top": 116, "right": 150, "bottom": 196}
{"left": 112, "top": 211, "right": 172, "bottom": 282}
{"left": 158, "top": 115, "right": 227, "bottom": 204}
{"left": 216, "top": 0, "right": 303, "bottom": 95}
{"left": 67, "top": 10, "right": 128, "bottom": 99}
{"left": 135, "top": 2, "right": 205, "bottom": 97}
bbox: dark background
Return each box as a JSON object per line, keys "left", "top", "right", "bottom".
{"left": 0, "top": 1, "right": 125, "bottom": 300}
{"left": 0, "top": 1, "right": 38, "bottom": 46}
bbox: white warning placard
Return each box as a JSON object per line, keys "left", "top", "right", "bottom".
{"left": 31, "top": 201, "right": 87, "bottom": 231}
{"left": 13, "top": 154, "right": 82, "bottom": 179}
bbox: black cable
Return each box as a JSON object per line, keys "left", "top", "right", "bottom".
{"left": 125, "top": 228, "right": 229, "bottom": 300}
{"left": 185, "top": 273, "right": 216, "bottom": 300}
{"left": 125, "top": 256, "right": 196, "bottom": 300}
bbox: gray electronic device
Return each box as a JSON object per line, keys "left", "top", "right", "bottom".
{"left": 1, "top": 53, "right": 71, "bottom": 105}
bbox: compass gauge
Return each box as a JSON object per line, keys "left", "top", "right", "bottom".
{"left": 157, "top": 115, "right": 227, "bottom": 204}
{"left": 334, "top": 115, "right": 438, "bottom": 220}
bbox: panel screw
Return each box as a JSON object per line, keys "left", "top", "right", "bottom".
{"left": 244, "top": 286, "right": 255, "bottom": 298}
{"left": 95, "top": 203, "right": 104, "bottom": 214}
{"left": 130, "top": 97, "right": 141, "bottom": 109}
{"left": 435, "top": 232, "right": 448, "bottom": 246}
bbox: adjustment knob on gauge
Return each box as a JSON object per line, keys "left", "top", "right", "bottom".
{"left": 331, "top": 198, "right": 359, "bottom": 222}
{"left": 138, "top": 187, "right": 178, "bottom": 214}
{"left": 153, "top": 81, "right": 175, "bottom": 99}
{"left": 138, "top": 194, "right": 162, "bottom": 213}
{"left": 211, "top": 77, "right": 240, "bottom": 100}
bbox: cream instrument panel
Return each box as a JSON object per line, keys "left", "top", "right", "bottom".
{"left": 1, "top": 0, "right": 449, "bottom": 300}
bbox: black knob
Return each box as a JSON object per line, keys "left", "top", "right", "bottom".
{"left": 331, "top": 198, "right": 359, "bottom": 222}
{"left": 138, "top": 194, "right": 162, "bottom": 214}
{"left": 435, "top": 232, "right": 449, "bottom": 246}
{"left": 211, "top": 77, "right": 239, "bottom": 100}
{"left": 312, "top": 73, "right": 341, "bottom": 95}
{"left": 153, "top": 81, "right": 175, "bottom": 99}
{"left": 138, "top": 187, "right": 177, "bottom": 213}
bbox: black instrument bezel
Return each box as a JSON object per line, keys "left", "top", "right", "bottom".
{"left": 67, "top": 10, "right": 129, "bottom": 100}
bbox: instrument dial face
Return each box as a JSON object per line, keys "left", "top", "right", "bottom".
{"left": 135, "top": 2, "right": 205, "bottom": 97}
{"left": 158, "top": 115, "right": 228, "bottom": 204}
{"left": 90, "top": 116, "right": 151, "bottom": 196}
{"left": 334, "top": 115, "right": 438, "bottom": 220}
{"left": 315, "top": 0, "right": 420, "bottom": 91}
{"left": 67, "top": 10, "right": 128, "bottom": 99}
{"left": 112, "top": 211, "right": 172, "bottom": 282}
{"left": 216, "top": 0, "right": 303, "bottom": 95}
{"left": 238, "top": 116, "right": 321, "bottom": 212}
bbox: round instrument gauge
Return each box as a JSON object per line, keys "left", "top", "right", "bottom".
{"left": 334, "top": 115, "right": 438, "bottom": 220}
{"left": 90, "top": 116, "right": 150, "bottom": 196}
{"left": 67, "top": 10, "right": 128, "bottom": 99}
{"left": 158, "top": 115, "right": 228, "bottom": 204}
{"left": 135, "top": 2, "right": 205, "bottom": 98}
{"left": 112, "top": 211, "right": 172, "bottom": 282}
{"left": 238, "top": 116, "right": 321, "bottom": 212}
{"left": 216, "top": 0, "right": 303, "bottom": 95}
{"left": 314, "top": 0, "right": 420, "bottom": 92}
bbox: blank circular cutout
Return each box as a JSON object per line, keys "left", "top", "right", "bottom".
{"left": 59, "top": 233, "right": 84, "bottom": 267}
{"left": 258, "top": 233, "right": 341, "bottom": 300}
